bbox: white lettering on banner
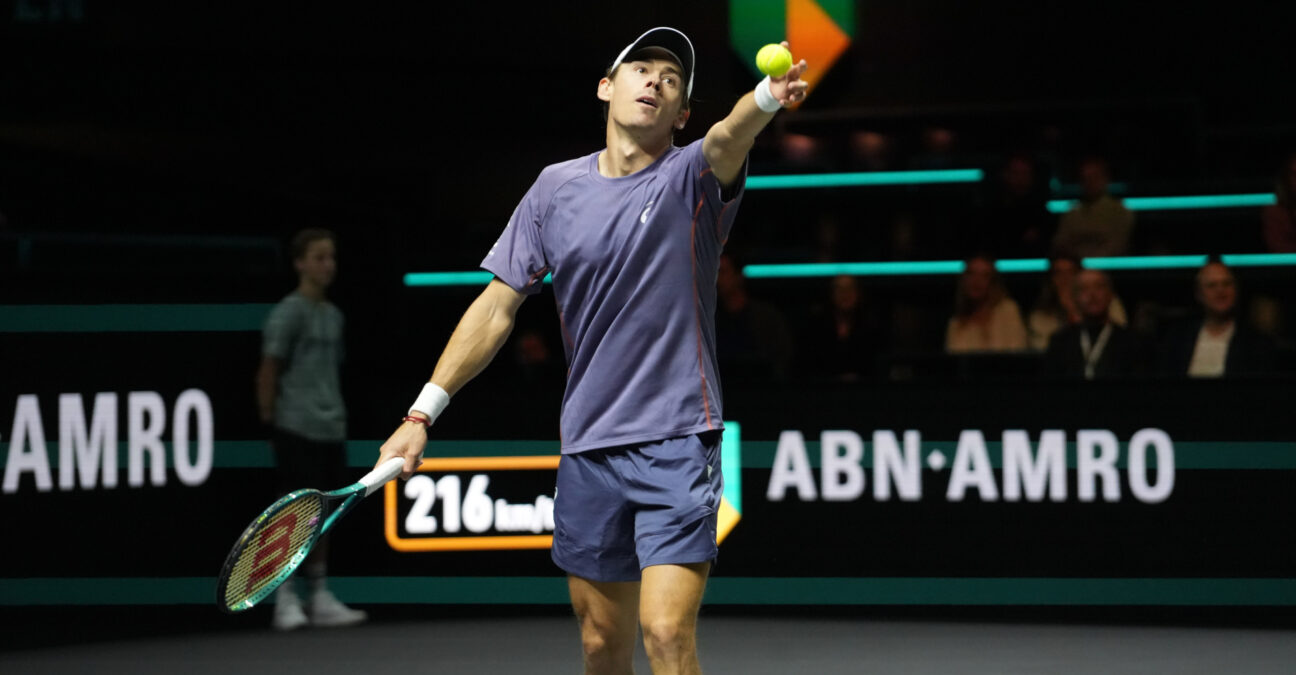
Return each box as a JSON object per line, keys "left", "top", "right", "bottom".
{"left": 59, "top": 392, "right": 118, "bottom": 490}
{"left": 1003, "top": 430, "right": 1066, "bottom": 502}
{"left": 947, "top": 430, "right": 999, "bottom": 501}
{"left": 403, "top": 473, "right": 556, "bottom": 536}
{"left": 172, "top": 389, "right": 213, "bottom": 487}
{"left": 761, "top": 428, "right": 1177, "bottom": 505}
{"left": 1127, "top": 428, "right": 1175, "bottom": 503}
{"left": 3, "top": 395, "right": 52, "bottom": 492}
{"left": 1077, "top": 429, "right": 1121, "bottom": 502}
{"left": 766, "top": 430, "right": 817, "bottom": 501}
{"left": 1, "top": 390, "right": 215, "bottom": 494}
{"left": 128, "top": 392, "right": 167, "bottom": 488}
{"left": 821, "top": 430, "right": 865, "bottom": 501}
{"left": 873, "top": 430, "right": 921, "bottom": 501}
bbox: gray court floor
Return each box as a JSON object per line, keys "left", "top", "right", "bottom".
{"left": 4, "top": 616, "right": 1295, "bottom": 674}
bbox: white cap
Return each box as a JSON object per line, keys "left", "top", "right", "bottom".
{"left": 609, "top": 27, "right": 695, "bottom": 99}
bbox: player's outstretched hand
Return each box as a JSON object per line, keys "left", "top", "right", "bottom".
{"left": 376, "top": 421, "right": 427, "bottom": 480}
{"left": 770, "top": 41, "right": 808, "bottom": 106}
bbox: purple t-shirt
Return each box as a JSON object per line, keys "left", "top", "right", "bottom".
{"left": 482, "top": 139, "right": 745, "bottom": 453}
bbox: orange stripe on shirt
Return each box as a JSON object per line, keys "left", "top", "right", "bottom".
{"left": 689, "top": 197, "right": 714, "bottom": 430}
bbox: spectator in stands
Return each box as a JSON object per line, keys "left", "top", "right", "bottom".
{"left": 716, "top": 253, "right": 794, "bottom": 383}
{"left": 801, "top": 274, "right": 879, "bottom": 382}
{"left": 1027, "top": 255, "right": 1127, "bottom": 351}
{"left": 1261, "top": 152, "right": 1296, "bottom": 252}
{"left": 1158, "top": 262, "right": 1277, "bottom": 378}
{"left": 512, "top": 327, "right": 565, "bottom": 389}
{"left": 849, "top": 130, "right": 893, "bottom": 171}
{"left": 969, "top": 154, "right": 1052, "bottom": 259}
{"left": 945, "top": 255, "right": 1028, "bottom": 353}
{"left": 1051, "top": 157, "right": 1134, "bottom": 258}
{"left": 1042, "top": 269, "right": 1140, "bottom": 379}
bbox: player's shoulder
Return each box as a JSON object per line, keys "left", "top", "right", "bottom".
{"left": 264, "top": 292, "right": 305, "bottom": 330}
{"left": 536, "top": 152, "right": 597, "bottom": 187}
{"left": 271, "top": 292, "right": 306, "bottom": 314}
{"left": 658, "top": 138, "right": 707, "bottom": 174}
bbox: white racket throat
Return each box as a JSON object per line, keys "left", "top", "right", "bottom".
{"left": 360, "top": 457, "right": 405, "bottom": 497}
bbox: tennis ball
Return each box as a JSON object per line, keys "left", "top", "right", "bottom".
{"left": 755, "top": 43, "right": 793, "bottom": 77}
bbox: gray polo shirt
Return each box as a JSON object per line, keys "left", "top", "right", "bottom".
{"left": 482, "top": 139, "right": 745, "bottom": 453}
{"left": 262, "top": 291, "right": 347, "bottom": 442}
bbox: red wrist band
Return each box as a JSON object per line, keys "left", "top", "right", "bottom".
{"left": 402, "top": 415, "right": 430, "bottom": 427}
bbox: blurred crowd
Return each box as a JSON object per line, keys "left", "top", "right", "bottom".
{"left": 495, "top": 146, "right": 1296, "bottom": 387}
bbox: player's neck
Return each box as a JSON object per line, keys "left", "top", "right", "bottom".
{"left": 599, "top": 125, "right": 672, "bottom": 178}
{"left": 297, "top": 280, "right": 327, "bottom": 302}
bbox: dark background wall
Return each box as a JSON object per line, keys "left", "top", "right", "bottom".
{"left": 2, "top": 0, "right": 1295, "bottom": 643}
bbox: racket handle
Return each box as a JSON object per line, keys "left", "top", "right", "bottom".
{"left": 360, "top": 457, "right": 407, "bottom": 496}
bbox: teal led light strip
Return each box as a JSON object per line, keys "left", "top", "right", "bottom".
{"left": 1047, "top": 193, "right": 1276, "bottom": 214}
{"left": 746, "top": 169, "right": 984, "bottom": 190}
{"left": 3, "top": 577, "right": 1294, "bottom": 606}
{"left": 993, "top": 258, "right": 1049, "bottom": 273}
{"left": 409, "top": 252, "right": 1296, "bottom": 287}
{"left": 0, "top": 304, "right": 273, "bottom": 333}
{"left": 1220, "top": 253, "right": 1296, "bottom": 267}
{"left": 722, "top": 422, "right": 743, "bottom": 514}
{"left": 743, "top": 261, "right": 966, "bottom": 278}
{"left": 403, "top": 272, "right": 553, "bottom": 288}
{"left": 1081, "top": 255, "right": 1209, "bottom": 271}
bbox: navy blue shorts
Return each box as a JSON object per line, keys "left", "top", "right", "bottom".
{"left": 551, "top": 431, "right": 723, "bottom": 583}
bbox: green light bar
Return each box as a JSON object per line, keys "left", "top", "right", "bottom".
{"left": 746, "top": 169, "right": 984, "bottom": 191}
{"left": 742, "top": 261, "right": 966, "bottom": 278}
{"left": 1082, "top": 255, "right": 1209, "bottom": 270}
{"left": 407, "top": 252, "right": 1296, "bottom": 287}
{"left": 994, "top": 259, "right": 1049, "bottom": 273}
{"left": 403, "top": 272, "right": 555, "bottom": 287}
{"left": 1220, "top": 253, "right": 1296, "bottom": 267}
{"left": 404, "top": 272, "right": 493, "bottom": 287}
{"left": 1047, "top": 193, "right": 1276, "bottom": 214}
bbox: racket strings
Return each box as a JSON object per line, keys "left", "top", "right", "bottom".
{"left": 222, "top": 494, "right": 324, "bottom": 610}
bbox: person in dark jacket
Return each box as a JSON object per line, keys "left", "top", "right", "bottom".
{"left": 1158, "top": 262, "right": 1276, "bottom": 377}
{"left": 1043, "top": 269, "right": 1141, "bottom": 379}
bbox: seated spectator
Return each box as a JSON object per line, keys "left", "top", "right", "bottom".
{"left": 969, "top": 154, "right": 1053, "bottom": 259}
{"left": 1027, "top": 255, "right": 1127, "bottom": 351}
{"left": 800, "top": 275, "right": 880, "bottom": 382}
{"left": 511, "top": 327, "right": 565, "bottom": 390}
{"left": 1051, "top": 156, "right": 1134, "bottom": 258}
{"left": 1158, "top": 262, "right": 1277, "bottom": 378}
{"left": 716, "top": 254, "right": 794, "bottom": 383}
{"left": 1261, "top": 152, "right": 1296, "bottom": 252}
{"left": 946, "top": 255, "right": 1028, "bottom": 353}
{"left": 1043, "top": 269, "right": 1141, "bottom": 379}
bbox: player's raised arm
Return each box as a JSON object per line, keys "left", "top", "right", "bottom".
{"left": 376, "top": 278, "right": 527, "bottom": 477}
{"left": 703, "top": 41, "right": 809, "bottom": 188}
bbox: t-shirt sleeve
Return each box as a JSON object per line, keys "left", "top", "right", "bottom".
{"left": 680, "top": 139, "right": 746, "bottom": 244}
{"left": 481, "top": 178, "right": 551, "bottom": 295}
{"left": 262, "top": 300, "right": 300, "bottom": 361}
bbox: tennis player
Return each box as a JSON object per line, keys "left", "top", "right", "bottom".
{"left": 379, "top": 28, "right": 807, "bottom": 674}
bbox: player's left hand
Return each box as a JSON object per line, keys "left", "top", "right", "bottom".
{"left": 770, "top": 42, "right": 809, "bottom": 106}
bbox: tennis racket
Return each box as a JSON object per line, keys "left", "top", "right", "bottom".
{"left": 216, "top": 457, "right": 405, "bottom": 614}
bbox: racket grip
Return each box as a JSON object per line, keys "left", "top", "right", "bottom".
{"left": 360, "top": 457, "right": 407, "bottom": 496}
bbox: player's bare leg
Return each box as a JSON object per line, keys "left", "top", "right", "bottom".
{"left": 639, "top": 562, "right": 709, "bottom": 675}
{"left": 569, "top": 576, "right": 641, "bottom": 675}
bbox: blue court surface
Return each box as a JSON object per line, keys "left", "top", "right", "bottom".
{"left": 4, "top": 612, "right": 1294, "bottom": 674}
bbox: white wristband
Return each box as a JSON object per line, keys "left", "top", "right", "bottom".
{"left": 754, "top": 76, "right": 782, "bottom": 113}
{"left": 409, "top": 382, "right": 450, "bottom": 425}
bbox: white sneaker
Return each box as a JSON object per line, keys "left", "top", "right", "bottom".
{"left": 272, "top": 585, "right": 309, "bottom": 631}
{"left": 307, "top": 588, "right": 368, "bottom": 627}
